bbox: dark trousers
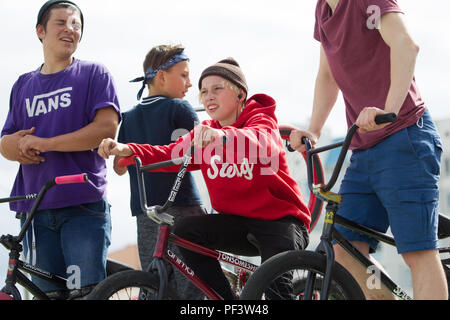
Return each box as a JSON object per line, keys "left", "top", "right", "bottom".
{"left": 172, "top": 214, "right": 309, "bottom": 299}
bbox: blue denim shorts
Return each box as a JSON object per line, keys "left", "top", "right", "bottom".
{"left": 22, "top": 199, "right": 111, "bottom": 292}
{"left": 335, "top": 110, "right": 442, "bottom": 254}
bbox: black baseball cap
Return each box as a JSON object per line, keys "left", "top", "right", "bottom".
{"left": 36, "top": 1, "right": 84, "bottom": 36}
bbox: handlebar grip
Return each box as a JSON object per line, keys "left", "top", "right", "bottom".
{"left": 278, "top": 127, "right": 296, "bottom": 152}
{"left": 279, "top": 129, "right": 291, "bottom": 139}
{"left": 375, "top": 113, "right": 397, "bottom": 125}
{"left": 55, "top": 173, "right": 88, "bottom": 185}
{"left": 118, "top": 156, "right": 136, "bottom": 167}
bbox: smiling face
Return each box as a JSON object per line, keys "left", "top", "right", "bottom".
{"left": 37, "top": 7, "right": 82, "bottom": 61}
{"left": 200, "top": 75, "right": 243, "bottom": 127}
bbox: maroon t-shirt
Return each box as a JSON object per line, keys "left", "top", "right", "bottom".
{"left": 314, "top": 0, "right": 425, "bottom": 149}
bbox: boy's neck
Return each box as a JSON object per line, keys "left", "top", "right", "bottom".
{"left": 326, "top": 0, "right": 339, "bottom": 13}
{"left": 147, "top": 85, "right": 168, "bottom": 98}
{"left": 40, "top": 54, "right": 74, "bottom": 75}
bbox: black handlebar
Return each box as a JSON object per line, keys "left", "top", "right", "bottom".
{"left": 303, "top": 113, "right": 397, "bottom": 193}
{"left": 374, "top": 113, "right": 398, "bottom": 125}
{"left": 135, "top": 145, "right": 195, "bottom": 219}
{"left": 134, "top": 136, "right": 228, "bottom": 225}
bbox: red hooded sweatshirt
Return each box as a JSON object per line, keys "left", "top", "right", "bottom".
{"left": 127, "top": 94, "right": 311, "bottom": 229}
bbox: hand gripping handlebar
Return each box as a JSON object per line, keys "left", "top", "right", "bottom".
{"left": 303, "top": 113, "right": 397, "bottom": 194}
{"left": 117, "top": 137, "right": 229, "bottom": 226}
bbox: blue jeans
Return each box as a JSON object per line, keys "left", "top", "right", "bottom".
{"left": 21, "top": 199, "right": 111, "bottom": 292}
{"left": 335, "top": 110, "right": 442, "bottom": 253}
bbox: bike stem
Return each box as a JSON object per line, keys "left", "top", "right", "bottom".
{"left": 135, "top": 145, "right": 195, "bottom": 226}
{"left": 304, "top": 113, "right": 397, "bottom": 193}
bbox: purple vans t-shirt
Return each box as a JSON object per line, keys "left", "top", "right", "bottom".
{"left": 2, "top": 59, "right": 121, "bottom": 212}
{"left": 314, "top": 0, "right": 425, "bottom": 149}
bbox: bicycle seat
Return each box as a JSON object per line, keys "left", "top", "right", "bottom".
{"left": 438, "top": 213, "right": 450, "bottom": 239}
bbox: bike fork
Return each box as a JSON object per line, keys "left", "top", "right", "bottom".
{"left": 148, "top": 258, "right": 168, "bottom": 300}
{"left": 305, "top": 203, "right": 338, "bottom": 300}
{"left": 149, "top": 225, "right": 171, "bottom": 300}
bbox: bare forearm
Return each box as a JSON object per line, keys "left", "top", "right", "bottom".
{"left": 384, "top": 43, "right": 419, "bottom": 114}
{"left": 45, "top": 122, "right": 117, "bottom": 152}
{"left": 308, "top": 72, "right": 339, "bottom": 137}
{"left": 18, "top": 107, "right": 119, "bottom": 154}
{"left": 0, "top": 128, "right": 44, "bottom": 164}
{"left": 0, "top": 135, "right": 21, "bottom": 161}
{"left": 378, "top": 12, "right": 420, "bottom": 115}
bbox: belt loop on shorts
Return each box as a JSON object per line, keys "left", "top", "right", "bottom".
{"left": 416, "top": 116, "right": 424, "bottom": 129}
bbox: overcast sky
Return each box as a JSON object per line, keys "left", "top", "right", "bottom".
{"left": 0, "top": 0, "right": 449, "bottom": 271}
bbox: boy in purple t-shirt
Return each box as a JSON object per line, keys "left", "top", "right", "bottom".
{"left": 290, "top": 0, "right": 447, "bottom": 299}
{"left": 0, "top": 1, "right": 120, "bottom": 297}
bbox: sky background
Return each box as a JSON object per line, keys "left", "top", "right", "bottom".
{"left": 0, "top": 0, "right": 449, "bottom": 281}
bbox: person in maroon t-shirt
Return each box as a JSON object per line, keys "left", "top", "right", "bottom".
{"left": 290, "top": 0, "right": 447, "bottom": 299}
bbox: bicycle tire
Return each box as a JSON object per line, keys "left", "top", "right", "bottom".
{"left": 87, "top": 270, "right": 179, "bottom": 300}
{"left": 106, "top": 258, "right": 134, "bottom": 276}
{"left": 279, "top": 128, "right": 325, "bottom": 232}
{"left": 306, "top": 152, "right": 325, "bottom": 231}
{"left": 240, "top": 250, "right": 365, "bottom": 300}
{"left": 443, "top": 263, "right": 450, "bottom": 297}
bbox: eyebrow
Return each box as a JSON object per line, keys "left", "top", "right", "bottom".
{"left": 52, "top": 15, "right": 81, "bottom": 22}
{"left": 53, "top": 18, "right": 67, "bottom": 23}
{"left": 208, "top": 83, "right": 226, "bottom": 88}
{"left": 201, "top": 84, "right": 223, "bottom": 90}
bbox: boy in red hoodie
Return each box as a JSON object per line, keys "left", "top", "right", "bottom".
{"left": 98, "top": 58, "right": 310, "bottom": 299}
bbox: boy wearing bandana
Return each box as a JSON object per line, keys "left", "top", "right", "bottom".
{"left": 115, "top": 44, "right": 205, "bottom": 299}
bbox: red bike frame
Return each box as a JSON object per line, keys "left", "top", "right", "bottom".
{"left": 153, "top": 225, "right": 258, "bottom": 300}
{"left": 118, "top": 129, "right": 324, "bottom": 300}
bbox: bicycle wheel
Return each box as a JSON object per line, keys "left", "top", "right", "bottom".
{"left": 442, "top": 260, "right": 450, "bottom": 298}
{"left": 291, "top": 276, "right": 349, "bottom": 300}
{"left": 87, "top": 270, "right": 179, "bottom": 300}
{"left": 240, "top": 250, "right": 365, "bottom": 300}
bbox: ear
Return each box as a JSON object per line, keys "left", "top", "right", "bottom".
{"left": 36, "top": 25, "right": 45, "bottom": 42}
{"left": 155, "top": 70, "right": 165, "bottom": 83}
{"left": 150, "top": 70, "right": 166, "bottom": 92}
{"left": 238, "top": 89, "right": 246, "bottom": 102}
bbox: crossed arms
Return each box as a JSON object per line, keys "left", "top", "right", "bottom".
{"left": 0, "top": 107, "right": 119, "bottom": 165}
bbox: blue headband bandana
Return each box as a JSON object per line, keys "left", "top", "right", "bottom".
{"left": 130, "top": 51, "right": 189, "bottom": 100}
